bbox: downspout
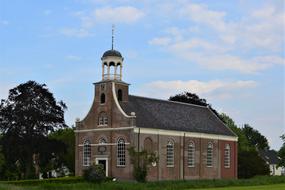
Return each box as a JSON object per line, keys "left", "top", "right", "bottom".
{"left": 183, "top": 133, "right": 185, "bottom": 180}
{"left": 199, "top": 138, "right": 202, "bottom": 179}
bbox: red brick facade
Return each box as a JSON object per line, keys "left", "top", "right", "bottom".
{"left": 75, "top": 80, "right": 238, "bottom": 180}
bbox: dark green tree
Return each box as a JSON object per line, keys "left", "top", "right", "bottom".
{"left": 238, "top": 150, "right": 269, "bottom": 178}
{"left": 220, "top": 113, "right": 270, "bottom": 178}
{"left": 169, "top": 92, "right": 220, "bottom": 118}
{"left": 278, "top": 134, "right": 285, "bottom": 168}
{"left": 49, "top": 127, "right": 75, "bottom": 174}
{"left": 220, "top": 113, "right": 252, "bottom": 151}
{"left": 242, "top": 124, "right": 269, "bottom": 150}
{"left": 169, "top": 92, "right": 207, "bottom": 106}
{"left": 0, "top": 81, "right": 67, "bottom": 179}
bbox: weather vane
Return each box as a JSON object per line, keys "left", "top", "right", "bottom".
{"left": 112, "top": 24, "right": 115, "bottom": 50}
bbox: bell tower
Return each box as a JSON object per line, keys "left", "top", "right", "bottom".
{"left": 95, "top": 25, "right": 129, "bottom": 104}
{"left": 101, "top": 25, "right": 124, "bottom": 81}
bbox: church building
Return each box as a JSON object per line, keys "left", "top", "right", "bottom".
{"left": 75, "top": 46, "right": 238, "bottom": 180}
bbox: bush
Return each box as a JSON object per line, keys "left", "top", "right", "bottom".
{"left": 128, "top": 147, "right": 158, "bottom": 182}
{"left": 83, "top": 164, "right": 106, "bottom": 183}
{"left": 238, "top": 150, "right": 270, "bottom": 178}
{"left": 2, "top": 176, "right": 83, "bottom": 186}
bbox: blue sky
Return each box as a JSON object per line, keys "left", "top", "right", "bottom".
{"left": 0, "top": 0, "right": 284, "bottom": 150}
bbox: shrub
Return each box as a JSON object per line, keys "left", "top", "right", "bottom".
{"left": 238, "top": 150, "right": 270, "bottom": 178}
{"left": 128, "top": 147, "right": 158, "bottom": 182}
{"left": 83, "top": 164, "right": 106, "bottom": 183}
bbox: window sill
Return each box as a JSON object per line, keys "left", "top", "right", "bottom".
{"left": 167, "top": 165, "right": 174, "bottom": 168}
{"left": 188, "top": 165, "right": 195, "bottom": 168}
{"left": 98, "top": 125, "right": 108, "bottom": 127}
{"left": 116, "top": 165, "right": 126, "bottom": 168}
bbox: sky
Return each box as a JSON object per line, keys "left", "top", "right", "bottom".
{"left": 0, "top": 0, "right": 284, "bottom": 150}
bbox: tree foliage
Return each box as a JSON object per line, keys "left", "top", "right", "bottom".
{"left": 49, "top": 127, "right": 75, "bottom": 173}
{"left": 219, "top": 113, "right": 252, "bottom": 152}
{"left": 169, "top": 92, "right": 208, "bottom": 106}
{"left": 238, "top": 150, "right": 270, "bottom": 178}
{"left": 242, "top": 124, "right": 269, "bottom": 150}
{"left": 83, "top": 164, "right": 106, "bottom": 183}
{"left": 220, "top": 113, "right": 270, "bottom": 178}
{"left": 169, "top": 92, "right": 221, "bottom": 118}
{"left": 128, "top": 147, "right": 158, "bottom": 182}
{"left": 0, "top": 81, "right": 67, "bottom": 179}
{"left": 278, "top": 134, "right": 285, "bottom": 168}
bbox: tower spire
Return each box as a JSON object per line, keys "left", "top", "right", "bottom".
{"left": 112, "top": 24, "right": 115, "bottom": 50}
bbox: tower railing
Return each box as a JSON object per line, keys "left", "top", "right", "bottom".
{"left": 103, "top": 74, "right": 121, "bottom": 80}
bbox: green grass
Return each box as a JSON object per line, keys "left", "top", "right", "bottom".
{"left": 0, "top": 176, "right": 285, "bottom": 190}
{"left": 0, "top": 183, "right": 284, "bottom": 190}
{"left": 193, "top": 184, "right": 285, "bottom": 190}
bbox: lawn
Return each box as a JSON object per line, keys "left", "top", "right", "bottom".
{"left": 194, "top": 184, "right": 285, "bottom": 190}
{"left": 0, "top": 183, "right": 285, "bottom": 190}
{"left": 1, "top": 176, "right": 285, "bottom": 190}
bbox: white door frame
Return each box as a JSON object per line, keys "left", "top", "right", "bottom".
{"left": 95, "top": 158, "right": 108, "bottom": 177}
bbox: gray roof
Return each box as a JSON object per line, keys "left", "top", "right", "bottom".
{"left": 102, "top": 49, "right": 123, "bottom": 58}
{"left": 120, "top": 95, "right": 236, "bottom": 137}
{"left": 259, "top": 150, "right": 280, "bottom": 165}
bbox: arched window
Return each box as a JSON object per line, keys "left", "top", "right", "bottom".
{"left": 166, "top": 140, "right": 174, "bottom": 167}
{"left": 224, "top": 144, "right": 230, "bottom": 168}
{"left": 144, "top": 137, "right": 153, "bottom": 153}
{"left": 100, "top": 93, "right": 105, "bottom": 104}
{"left": 206, "top": 142, "right": 213, "bottom": 167}
{"left": 98, "top": 112, "right": 108, "bottom": 126}
{"left": 188, "top": 141, "right": 195, "bottom": 167}
{"left": 83, "top": 140, "right": 91, "bottom": 166}
{"left": 118, "top": 89, "right": 122, "bottom": 101}
{"left": 117, "top": 138, "right": 126, "bottom": 166}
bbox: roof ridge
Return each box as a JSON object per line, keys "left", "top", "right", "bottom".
{"left": 129, "top": 94, "right": 208, "bottom": 109}
{"left": 206, "top": 106, "right": 237, "bottom": 137}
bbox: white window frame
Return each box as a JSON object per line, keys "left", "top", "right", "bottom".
{"left": 98, "top": 112, "right": 108, "bottom": 126}
{"left": 224, "top": 144, "right": 231, "bottom": 168}
{"left": 166, "top": 140, "right": 174, "bottom": 167}
{"left": 83, "top": 140, "right": 91, "bottom": 166}
{"left": 188, "top": 141, "right": 195, "bottom": 167}
{"left": 117, "top": 138, "right": 126, "bottom": 167}
{"left": 206, "top": 142, "right": 213, "bottom": 167}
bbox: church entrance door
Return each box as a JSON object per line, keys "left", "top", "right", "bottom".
{"left": 95, "top": 158, "right": 108, "bottom": 177}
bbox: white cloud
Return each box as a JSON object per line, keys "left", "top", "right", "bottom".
{"left": 65, "top": 55, "right": 82, "bottom": 61}
{"left": 136, "top": 79, "right": 257, "bottom": 100}
{"left": 0, "top": 20, "right": 9, "bottom": 26}
{"left": 149, "top": 2, "right": 285, "bottom": 73}
{"left": 94, "top": 6, "right": 144, "bottom": 23}
{"left": 180, "top": 4, "right": 227, "bottom": 32}
{"left": 60, "top": 28, "right": 93, "bottom": 38}
{"left": 149, "top": 37, "right": 171, "bottom": 46}
{"left": 61, "top": 6, "right": 144, "bottom": 37}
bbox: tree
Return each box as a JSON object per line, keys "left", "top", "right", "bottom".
{"left": 169, "top": 92, "right": 220, "bottom": 118}
{"left": 0, "top": 81, "right": 67, "bottom": 179}
{"left": 219, "top": 113, "right": 269, "bottom": 178}
{"left": 128, "top": 147, "right": 158, "bottom": 182}
{"left": 219, "top": 113, "right": 252, "bottom": 152}
{"left": 169, "top": 92, "right": 208, "bottom": 106}
{"left": 238, "top": 150, "right": 269, "bottom": 178}
{"left": 278, "top": 134, "right": 285, "bottom": 168}
{"left": 242, "top": 124, "right": 269, "bottom": 150}
{"left": 49, "top": 127, "right": 75, "bottom": 174}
